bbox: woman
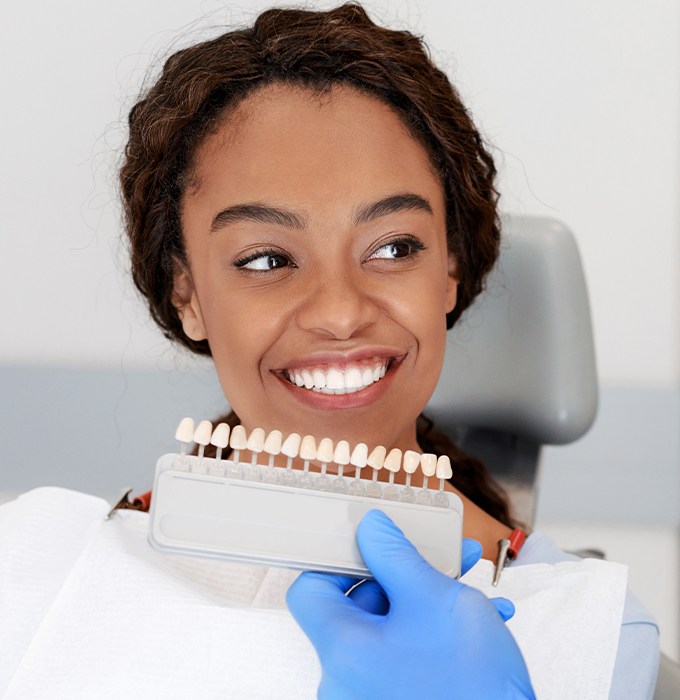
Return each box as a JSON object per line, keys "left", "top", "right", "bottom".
{"left": 0, "top": 3, "right": 651, "bottom": 698}
{"left": 121, "top": 2, "right": 513, "bottom": 558}
{"left": 118, "top": 4, "right": 658, "bottom": 697}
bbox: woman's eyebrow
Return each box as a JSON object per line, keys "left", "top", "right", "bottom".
{"left": 209, "top": 193, "right": 432, "bottom": 234}
{"left": 354, "top": 193, "right": 433, "bottom": 224}
{"left": 210, "top": 204, "right": 306, "bottom": 233}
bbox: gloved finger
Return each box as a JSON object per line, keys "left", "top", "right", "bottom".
{"left": 286, "top": 571, "right": 367, "bottom": 633}
{"left": 461, "top": 538, "right": 483, "bottom": 575}
{"left": 490, "top": 596, "right": 515, "bottom": 622}
{"left": 356, "top": 509, "right": 454, "bottom": 604}
{"left": 347, "top": 578, "right": 389, "bottom": 615}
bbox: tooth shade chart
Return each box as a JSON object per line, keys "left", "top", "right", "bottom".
{"left": 177, "top": 418, "right": 453, "bottom": 488}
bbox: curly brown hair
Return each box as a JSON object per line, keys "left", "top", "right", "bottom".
{"left": 120, "top": 3, "right": 514, "bottom": 526}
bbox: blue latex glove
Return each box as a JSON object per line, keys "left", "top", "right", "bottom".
{"left": 287, "top": 509, "right": 535, "bottom": 700}
{"left": 345, "top": 535, "right": 515, "bottom": 620}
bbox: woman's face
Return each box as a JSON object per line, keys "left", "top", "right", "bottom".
{"left": 175, "top": 84, "right": 457, "bottom": 452}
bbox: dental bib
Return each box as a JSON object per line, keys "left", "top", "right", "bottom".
{"left": 0, "top": 487, "right": 626, "bottom": 699}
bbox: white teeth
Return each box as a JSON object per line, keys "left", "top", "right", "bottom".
{"left": 301, "top": 370, "right": 314, "bottom": 389}
{"left": 285, "top": 359, "right": 391, "bottom": 395}
{"left": 345, "top": 367, "right": 363, "bottom": 389}
{"left": 326, "top": 368, "right": 344, "bottom": 390}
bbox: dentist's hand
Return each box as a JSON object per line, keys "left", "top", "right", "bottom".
{"left": 287, "top": 509, "right": 535, "bottom": 700}
{"left": 343, "top": 532, "right": 514, "bottom": 619}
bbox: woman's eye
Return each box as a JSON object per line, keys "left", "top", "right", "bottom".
{"left": 368, "top": 237, "right": 425, "bottom": 260}
{"left": 234, "top": 252, "right": 291, "bottom": 271}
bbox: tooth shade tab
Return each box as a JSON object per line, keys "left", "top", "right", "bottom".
{"left": 263, "top": 430, "right": 283, "bottom": 455}
{"left": 210, "top": 423, "right": 230, "bottom": 449}
{"left": 229, "top": 425, "right": 248, "bottom": 451}
{"left": 384, "top": 448, "right": 402, "bottom": 473}
{"left": 175, "top": 417, "right": 195, "bottom": 444}
{"left": 169, "top": 420, "right": 462, "bottom": 523}
{"left": 333, "top": 440, "right": 350, "bottom": 465}
{"left": 421, "top": 453, "right": 437, "bottom": 478}
{"left": 299, "top": 435, "right": 317, "bottom": 461}
{"left": 350, "top": 443, "right": 368, "bottom": 468}
{"left": 194, "top": 420, "right": 213, "bottom": 446}
{"left": 367, "top": 446, "right": 386, "bottom": 469}
{"left": 436, "top": 455, "right": 453, "bottom": 479}
{"left": 247, "top": 428, "right": 266, "bottom": 453}
{"left": 280, "top": 432, "right": 301, "bottom": 458}
{"left": 317, "top": 437, "right": 334, "bottom": 463}
{"left": 403, "top": 450, "right": 420, "bottom": 474}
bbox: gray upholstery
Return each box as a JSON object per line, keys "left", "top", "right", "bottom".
{"left": 428, "top": 214, "right": 598, "bottom": 445}
{"left": 425, "top": 215, "right": 598, "bottom": 525}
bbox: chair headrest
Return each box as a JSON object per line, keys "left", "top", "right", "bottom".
{"left": 426, "top": 215, "right": 598, "bottom": 445}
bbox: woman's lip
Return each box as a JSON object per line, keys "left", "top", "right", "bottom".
{"left": 274, "top": 348, "right": 406, "bottom": 372}
{"left": 274, "top": 355, "right": 403, "bottom": 410}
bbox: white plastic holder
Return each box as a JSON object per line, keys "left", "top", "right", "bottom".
{"left": 148, "top": 453, "right": 464, "bottom": 578}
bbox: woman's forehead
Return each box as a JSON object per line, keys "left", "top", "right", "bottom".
{"left": 186, "top": 82, "right": 444, "bottom": 214}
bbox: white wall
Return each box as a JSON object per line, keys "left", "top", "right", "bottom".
{"left": 0, "top": 0, "right": 678, "bottom": 387}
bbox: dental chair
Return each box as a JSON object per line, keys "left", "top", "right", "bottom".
{"left": 427, "top": 214, "right": 597, "bottom": 527}
{"left": 425, "top": 214, "right": 678, "bottom": 699}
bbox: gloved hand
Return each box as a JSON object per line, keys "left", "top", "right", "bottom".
{"left": 344, "top": 533, "right": 515, "bottom": 619}
{"left": 287, "top": 509, "right": 535, "bottom": 700}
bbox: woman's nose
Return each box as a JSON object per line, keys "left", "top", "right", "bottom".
{"left": 294, "top": 270, "right": 381, "bottom": 340}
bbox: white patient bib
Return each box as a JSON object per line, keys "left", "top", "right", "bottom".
{"left": 0, "top": 488, "right": 626, "bottom": 699}
{"left": 461, "top": 556, "right": 627, "bottom": 699}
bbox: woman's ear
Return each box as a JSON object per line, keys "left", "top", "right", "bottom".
{"left": 445, "top": 255, "right": 458, "bottom": 314}
{"left": 172, "top": 268, "right": 208, "bottom": 341}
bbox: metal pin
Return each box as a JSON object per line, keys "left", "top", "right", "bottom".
{"left": 106, "top": 488, "right": 151, "bottom": 519}
{"left": 106, "top": 488, "right": 133, "bottom": 519}
{"left": 493, "top": 538, "right": 511, "bottom": 586}
{"left": 493, "top": 528, "right": 527, "bottom": 586}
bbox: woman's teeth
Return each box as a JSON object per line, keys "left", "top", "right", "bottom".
{"left": 285, "top": 360, "right": 389, "bottom": 395}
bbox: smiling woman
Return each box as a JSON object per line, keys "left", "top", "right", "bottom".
{"left": 114, "top": 4, "right": 661, "bottom": 697}
{"left": 120, "top": 3, "right": 514, "bottom": 548}
{"left": 0, "top": 2, "right": 658, "bottom": 698}
{"left": 174, "top": 84, "right": 456, "bottom": 454}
